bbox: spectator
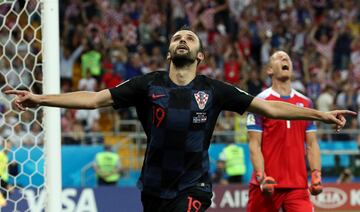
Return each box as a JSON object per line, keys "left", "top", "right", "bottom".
{"left": 292, "top": 24, "right": 307, "bottom": 54}
{"left": 100, "top": 63, "right": 122, "bottom": 90}
{"left": 110, "top": 38, "right": 128, "bottom": 79}
{"left": 138, "top": 12, "right": 154, "bottom": 54}
{"left": 246, "top": 70, "right": 264, "bottom": 96}
{"left": 197, "top": 54, "right": 221, "bottom": 79}
{"left": 260, "top": 31, "right": 272, "bottom": 65}
{"left": 78, "top": 69, "right": 98, "bottom": 91}
{"left": 71, "top": 121, "right": 86, "bottom": 145}
{"left": 317, "top": 85, "right": 335, "bottom": 141}
{"left": 30, "top": 122, "right": 44, "bottom": 146}
{"left": 121, "top": 14, "right": 138, "bottom": 53}
{"left": 22, "top": 120, "right": 44, "bottom": 147}
{"left": 85, "top": 122, "right": 104, "bottom": 145}
{"left": 337, "top": 168, "right": 353, "bottom": 183}
{"left": 211, "top": 160, "right": 228, "bottom": 185}
{"left": 223, "top": 50, "right": 242, "bottom": 85}
{"left": 75, "top": 108, "right": 100, "bottom": 132}
{"left": 237, "top": 29, "right": 252, "bottom": 61}
{"left": 125, "top": 53, "right": 143, "bottom": 80}
{"left": 0, "top": 141, "right": 10, "bottom": 206}
{"left": 219, "top": 143, "right": 246, "bottom": 184}
{"left": 60, "top": 42, "right": 84, "bottom": 86}
{"left": 3, "top": 59, "right": 21, "bottom": 89}
{"left": 8, "top": 123, "right": 26, "bottom": 147}
{"left": 309, "top": 24, "right": 339, "bottom": 65}
{"left": 350, "top": 37, "right": 360, "bottom": 82}
{"left": 234, "top": 113, "right": 248, "bottom": 143}
{"left": 317, "top": 85, "right": 335, "bottom": 112}
{"left": 335, "top": 83, "right": 358, "bottom": 111}
{"left": 150, "top": 46, "right": 166, "bottom": 69}
{"left": 81, "top": 43, "right": 102, "bottom": 80}
{"left": 93, "top": 144, "right": 121, "bottom": 186}
{"left": 215, "top": 111, "right": 235, "bottom": 143}
{"left": 170, "top": 0, "right": 187, "bottom": 32}
{"left": 333, "top": 26, "right": 352, "bottom": 70}
{"left": 61, "top": 109, "right": 76, "bottom": 144}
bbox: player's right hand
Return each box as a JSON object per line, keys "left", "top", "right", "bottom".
{"left": 260, "top": 176, "right": 277, "bottom": 195}
{"left": 4, "top": 90, "right": 40, "bottom": 111}
{"left": 323, "top": 110, "right": 357, "bottom": 132}
{"left": 256, "top": 172, "right": 277, "bottom": 195}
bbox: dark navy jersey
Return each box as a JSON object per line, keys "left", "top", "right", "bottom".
{"left": 109, "top": 71, "right": 254, "bottom": 198}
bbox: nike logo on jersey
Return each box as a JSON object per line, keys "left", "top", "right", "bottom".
{"left": 151, "top": 94, "right": 166, "bottom": 100}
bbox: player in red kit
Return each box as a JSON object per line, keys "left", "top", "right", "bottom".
{"left": 246, "top": 51, "right": 323, "bottom": 212}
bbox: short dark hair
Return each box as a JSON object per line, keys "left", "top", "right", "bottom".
{"left": 170, "top": 26, "right": 204, "bottom": 53}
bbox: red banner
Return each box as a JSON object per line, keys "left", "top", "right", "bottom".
{"left": 208, "top": 183, "right": 360, "bottom": 212}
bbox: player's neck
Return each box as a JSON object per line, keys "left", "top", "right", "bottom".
{"left": 169, "top": 63, "right": 197, "bottom": 86}
{"left": 271, "top": 80, "right": 292, "bottom": 96}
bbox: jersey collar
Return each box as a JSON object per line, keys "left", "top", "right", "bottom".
{"left": 269, "top": 87, "right": 295, "bottom": 99}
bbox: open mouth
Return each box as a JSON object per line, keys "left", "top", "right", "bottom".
{"left": 176, "top": 44, "right": 189, "bottom": 51}
{"left": 282, "top": 65, "right": 289, "bottom": 71}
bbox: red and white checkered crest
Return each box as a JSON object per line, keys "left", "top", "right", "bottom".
{"left": 194, "top": 91, "right": 209, "bottom": 110}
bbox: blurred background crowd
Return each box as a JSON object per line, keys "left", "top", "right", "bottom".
{"left": 58, "top": 0, "right": 360, "bottom": 144}
{"left": 0, "top": 0, "right": 359, "bottom": 183}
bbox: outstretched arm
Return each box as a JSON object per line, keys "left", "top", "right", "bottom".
{"left": 309, "top": 25, "right": 319, "bottom": 46}
{"left": 247, "top": 98, "right": 357, "bottom": 131}
{"left": 4, "top": 89, "right": 113, "bottom": 110}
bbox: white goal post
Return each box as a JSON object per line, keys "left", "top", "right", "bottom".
{"left": 42, "top": 0, "right": 61, "bottom": 212}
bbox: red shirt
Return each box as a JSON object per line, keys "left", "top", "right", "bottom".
{"left": 101, "top": 73, "right": 122, "bottom": 89}
{"left": 247, "top": 88, "right": 317, "bottom": 188}
{"left": 237, "top": 37, "right": 251, "bottom": 59}
{"left": 223, "top": 60, "right": 241, "bottom": 84}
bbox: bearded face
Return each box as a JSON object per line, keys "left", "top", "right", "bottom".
{"left": 169, "top": 43, "right": 198, "bottom": 67}
{"left": 168, "top": 30, "right": 202, "bottom": 68}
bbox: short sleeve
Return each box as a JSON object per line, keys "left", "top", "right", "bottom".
{"left": 306, "top": 100, "right": 317, "bottom": 132}
{"left": 246, "top": 112, "right": 263, "bottom": 132}
{"left": 213, "top": 81, "right": 254, "bottom": 115}
{"left": 109, "top": 74, "right": 152, "bottom": 109}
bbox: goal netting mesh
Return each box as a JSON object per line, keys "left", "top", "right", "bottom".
{"left": 0, "top": 0, "right": 45, "bottom": 211}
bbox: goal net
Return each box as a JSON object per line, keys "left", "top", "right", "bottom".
{"left": 0, "top": 0, "right": 61, "bottom": 211}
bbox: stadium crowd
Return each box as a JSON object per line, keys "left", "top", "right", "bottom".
{"left": 0, "top": 0, "right": 359, "bottom": 173}
{"left": 61, "top": 0, "right": 358, "bottom": 144}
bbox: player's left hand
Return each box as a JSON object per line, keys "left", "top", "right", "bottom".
{"left": 322, "top": 110, "right": 357, "bottom": 132}
{"left": 309, "top": 169, "right": 323, "bottom": 196}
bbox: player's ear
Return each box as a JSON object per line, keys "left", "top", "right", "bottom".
{"left": 166, "top": 52, "right": 171, "bottom": 61}
{"left": 266, "top": 65, "right": 273, "bottom": 76}
{"left": 196, "top": 52, "right": 204, "bottom": 63}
